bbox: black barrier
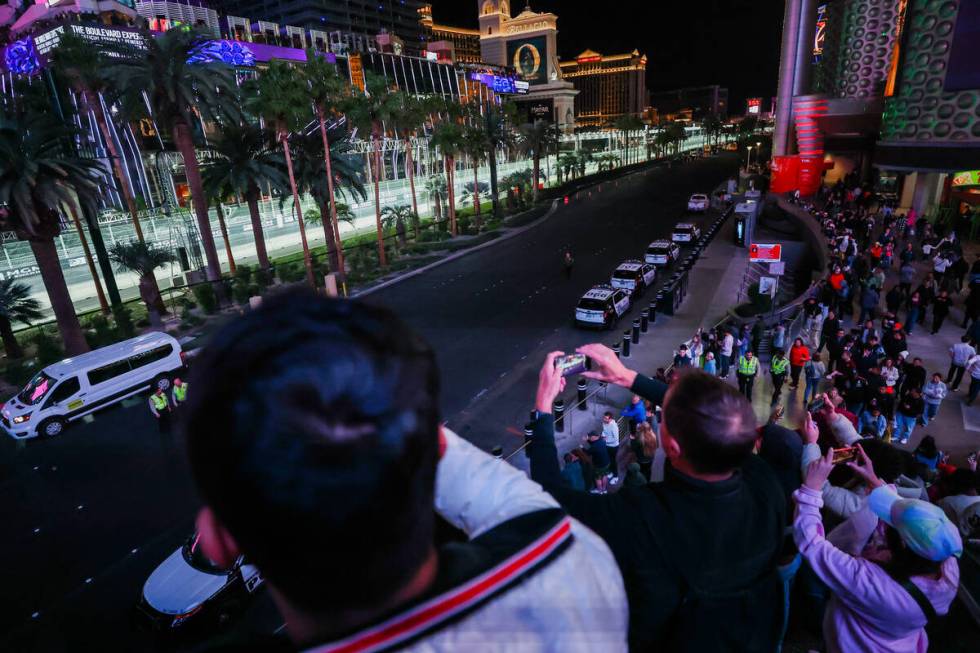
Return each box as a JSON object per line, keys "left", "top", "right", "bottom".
{"left": 658, "top": 285, "right": 676, "bottom": 315}
{"left": 613, "top": 342, "right": 621, "bottom": 358}
{"left": 524, "top": 423, "right": 533, "bottom": 445}
{"left": 554, "top": 399, "right": 565, "bottom": 432}
{"left": 640, "top": 309, "right": 649, "bottom": 332}
{"left": 649, "top": 300, "right": 658, "bottom": 324}
{"left": 622, "top": 331, "right": 632, "bottom": 357}
{"left": 492, "top": 445, "right": 504, "bottom": 459}
{"left": 577, "top": 378, "right": 588, "bottom": 410}
{"left": 632, "top": 319, "right": 641, "bottom": 344}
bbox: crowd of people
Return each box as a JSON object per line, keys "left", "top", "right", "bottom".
{"left": 175, "top": 287, "right": 978, "bottom": 653}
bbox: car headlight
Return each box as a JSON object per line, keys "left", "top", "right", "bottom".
{"left": 170, "top": 604, "right": 203, "bottom": 628}
{"left": 12, "top": 415, "right": 30, "bottom": 424}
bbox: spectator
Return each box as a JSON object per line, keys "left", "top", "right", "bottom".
{"left": 885, "top": 285, "right": 904, "bottom": 315}
{"left": 905, "top": 292, "right": 922, "bottom": 334}
{"left": 947, "top": 336, "right": 975, "bottom": 392}
{"left": 789, "top": 337, "right": 811, "bottom": 389}
{"left": 818, "top": 310, "right": 841, "bottom": 353}
{"left": 883, "top": 325, "right": 908, "bottom": 360}
{"left": 689, "top": 334, "right": 704, "bottom": 367}
{"left": 859, "top": 284, "right": 879, "bottom": 324}
{"left": 881, "top": 358, "right": 900, "bottom": 390}
{"left": 772, "top": 321, "right": 787, "bottom": 352}
{"left": 719, "top": 329, "right": 735, "bottom": 378}
{"left": 182, "top": 293, "right": 628, "bottom": 652}
{"left": 894, "top": 388, "right": 924, "bottom": 445}
{"left": 901, "top": 357, "right": 927, "bottom": 395}
{"left": 898, "top": 261, "right": 915, "bottom": 294}
{"left": 937, "top": 468, "right": 980, "bottom": 539}
{"left": 804, "top": 353, "right": 827, "bottom": 405}
{"left": 966, "top": 354, "right": 980, "bottom": 406}
{"left": 815, "top": 394, "right": 861, "bottom": 447}
{"left": 561, "top": 452, "right": 587, "bottom": 491}
{"left": 858, "top": 404, "right": 887, "bottom": 439}
{"left": 702, "top": 351, "right": 717, "bottom": 376}
{"left": 912, "top": 435, "right": 943, "bottom": 471}
{"left": 794, "top": 445, "right": 961, "bottom": 653}
{"left": 770, "top": 349, "right": 789, "bottom": 405}
{"left": 631, "top": 421, "right": 657, "bottom": 481}
{"left": 587, "top": 431, "right": 612, "bottom": 494}
{"left": 620, "top": 395, "right": 646, "bottom": 437}
{"left": 673, "top": 344, "right": 693, "bottom": 368}
{"left": 530, "top": 346, "right": 786, "bottom": 652}
{"left": 737, "top": 349, "right": 760, "bottom": 400}
{"left": 921, "top": 373, "right": 947, "bottom": 426}
{"left": 601, "top": 412, "right": 621, "bottom": 475}
{"left": 931, "top": 290, "right": 952, "bottom": 334}
{"left": 826, "top": 328, "right": 847, "bottom": 373}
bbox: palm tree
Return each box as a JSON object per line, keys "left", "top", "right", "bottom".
{"left": 201, "top": 121, "right": 285, "bottom": 272}
{"left": 558, "top": 152, "right": 579, "bottom": 181}
{"left": 473, "top": 100, "right": 514, "bottom": 219}
{"left": 64, "top": 199, "right": 109, "bottom": 315}
{"left": 287, "top": 131, "right": 366, "bottom": 274}
{"left": 0, "top": 113, "right": 102, "bottom": 355}
{"left": 304, "top": 49, "right": 349, "bottom": 277}
{"left": 380, "top": 205, "right": 416, "bottom": 249}
{"left": 654, "top": 129, "right": 672, "bottom": 158}
{"left": 389, "top": 93, "right": 428, "bottom": 227}
{"left": 344, "top": 72, "right": 399, "bottom": 267}
{"left": 703, "top": 113, "right": 722, "bottom": 148}
{"left": 430, "top": 121, "right": 464, "bottom": 236}
{"left": 204, "top": 183, "right": 236, "bottom": 275}
{"left": 517, "top": 120, "right": 556, "bottom": 203}
{"left": 0, "top": 278, "right": 44, "bottom": 359}
{"left": 105, "top": 26, "right": 240, "bottom": 291}
{"left": 424, "top": 174, "right": 447, "bottom": 225}
{"left": 109, "top": 241, "right": 176, "bottom": 327}
{"left": 462, "top": 125, "right": 489, "bottom": 228}
{"left": 248, "top": 61, "right": 316, "bottom": 287}
{"left": 665, "top": 121, "right": 687, "bottom": 154}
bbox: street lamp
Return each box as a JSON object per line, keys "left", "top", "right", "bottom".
{"left": 745, "top": 145, "right": 754, "bottom": 172}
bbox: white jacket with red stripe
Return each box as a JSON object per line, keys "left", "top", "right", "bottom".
{"left": 304, "top": 429, "right": 628, "bottom": 653}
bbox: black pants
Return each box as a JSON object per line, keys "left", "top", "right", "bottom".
{"left": 737, "top": 373, "right": 755, "bottom": 399}
{"left": 790, "top": 364, "right": 803, "bottom": 387}
{"left": 948, "top": 364, "right": 966, "bottom": 390}
{"left": 771, "top": 373, "right": 786, "bottom": 403}
{"left": 932, "top": 314, "right": 947, "bottom": 334}
{"left": 156, "top": 410, "right": 172, "bottom": 434}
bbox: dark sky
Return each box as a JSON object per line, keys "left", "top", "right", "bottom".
{"left": 426, "top": 0, "right": 785, "bottom": 112}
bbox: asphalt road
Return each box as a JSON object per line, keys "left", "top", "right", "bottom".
{"left": 0, "top": 154, "right": 737, "bottom": 652}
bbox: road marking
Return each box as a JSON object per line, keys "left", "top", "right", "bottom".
{"left": 474, "top": 388, "right": 488, "bottom": 400}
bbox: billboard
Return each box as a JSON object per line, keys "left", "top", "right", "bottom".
{"left": 507, "top": 36, "right": 548, "bottom": 86}
{"left": 813, "top": 3, "right": 827, "bottom": 62}
{"left": 945, "top": 0, "right": 980, "bottom": 91}
{"left": 749, "top": 244, "right": 782, "bottom": 263}
{"left": 952, "top": 171, "right": 980, "bottom": 187}
{"left": 517, "top": 98, "right": 554, "bottom": 123}
{"left": 746, "top": 98, "right": 762, "bottom": 115}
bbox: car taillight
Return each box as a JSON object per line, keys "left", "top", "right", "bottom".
{"left": 179, "top": 351, "right": 187, "bottom": 364}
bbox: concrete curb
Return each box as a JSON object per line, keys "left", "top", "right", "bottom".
{"left": 354, "top": 160, "right": 666, "bottom": 299}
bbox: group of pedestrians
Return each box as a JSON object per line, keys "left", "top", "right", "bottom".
{"left": 147, "top": 378, "right": 190, "bottom": 433}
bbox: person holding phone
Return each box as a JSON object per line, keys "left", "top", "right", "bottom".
{"left": 794, "top": 445, "right": 961, "bottom": 653}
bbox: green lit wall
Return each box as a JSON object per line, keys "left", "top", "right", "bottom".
{"left": 880, "top": 0, "right": 980, "bottom": 143}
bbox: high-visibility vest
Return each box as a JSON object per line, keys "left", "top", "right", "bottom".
{"left": 173, "top": 383, "right": 188, "bottom": 403}
{"left": 738, "top": 356, "right": 758, "bottom": 375}
{"left": 151, "top": 393, "right": 168, "bottom": 411}
{"left": 771, "top": 357, "right": 789, "bottom": 375}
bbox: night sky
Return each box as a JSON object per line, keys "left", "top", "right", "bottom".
{"left": 426, "top": 0, "right": 785, "bottom": 113}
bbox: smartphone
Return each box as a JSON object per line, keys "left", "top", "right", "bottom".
{"left": 555, "top": 353, "right": 588, "bottom": 377}
{"left": 808, "top": 398, "right": 826, "bottom": 413}
{"left": 832, "top": 447, "right": 858, "bottom": 465}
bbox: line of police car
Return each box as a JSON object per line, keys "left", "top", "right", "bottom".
{"left": 574, "top": 195, "right": 707, "bottom": 330}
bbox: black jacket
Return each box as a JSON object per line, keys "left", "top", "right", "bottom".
{"left": 529, "top": 374, "right": 786, "bottom": 652}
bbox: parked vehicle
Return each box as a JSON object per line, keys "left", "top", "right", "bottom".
{"left": 610, "top": 260, "right": 657, "bottom": 299}
{"left": 645, "top": 240, "right": 680, "bottom": 267}
{"left": 574, "top": 285, "right": 632, "bottom": 330}
{"left": 687, "top": 193, "right": 709, "bottom": 212}
{"left": 1, "top": 332, "right": 184, "bottom": 439}
{"left": 672, "top": 223, "right": 702, "bottom": 244}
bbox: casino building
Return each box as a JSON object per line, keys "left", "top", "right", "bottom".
{"left": 558, "top": 49, "right": 647, "bottom": 129}
{"left": 772, "top": 0, "right": 980, "bottom": 218}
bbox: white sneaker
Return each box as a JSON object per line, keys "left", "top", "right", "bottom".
{"left": 609, "top": 476, "right": 619, "bottom": 485}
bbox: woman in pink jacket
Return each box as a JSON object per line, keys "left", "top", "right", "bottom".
{"left": 794, "top": 444, "right": 962, "bottom": 653}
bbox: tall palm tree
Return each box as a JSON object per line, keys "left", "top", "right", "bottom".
{"left": 109, "top": 241, "right": 176, "bottom": 327}
{"left": 304, "top": 49, "right": 349, "bottom": 276}
{"left": 287, "top": 131, "right": 366, "bottom": 274}
{"left": 462, "top": 125, "right": 490, "bottom": 228}
{"left": 517, "top": 120, "right": 556, "bottom": 204}
{"left": 203, "top": 183, "right": 236, "bottom": 275}
{"left": 344, "top": 72, "right": 399, "bottom": 267}
{"left": 430, "top": 121, "right": 464, "bottom": 236}
{"left": 248, "top": 61, "right": 317, "bottom": 287}
{"left": 389, "top": 93, "right": 428, "bottom": 228}
{"left": 424, "top": 174, "right": 446, "bottom": 225}
{"left": 64, "top": 199, "right": 109, "bottom": 315}
{"left": 105, "top": 26, "right": 240, "bottom": 290}
{"left": 667, "top": 121, "right": 688, "bottom": 154}
{"left": 472, "top": 100, "right": 514, "bottom": 219}
{"left": 380, "top": 205, "right": 416, "bottom": 249}
{"left": 703, "top": 113, "right": 722, "bottom": 148}
{"left": 201, "top": 121, "right": 285, "bottom": 271}
{"left": 0, "top": 278, "right": 44, "bottom": 359}
{"left": 0, "top": 114, "right": 102, "bottom": 355}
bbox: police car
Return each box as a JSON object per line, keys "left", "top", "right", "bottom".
{"left": 610, "top": 260, "right": 657, "bottom": 299}
{"left": 137, "top": 533, "right": 264, "bottom": 631}
{"left": 672, "top": 223, "right": 702, "bottom": 244}
{"left": 574, "top": 285, "right": 632, "bottom": 330}
{"left": 645, "top": 240, "right": 680, "bottom": 267}
{"left": 687, "top": 194, "right": 709, "bottom": 212}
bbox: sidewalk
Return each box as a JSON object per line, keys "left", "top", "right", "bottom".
{"left": 509, "top": 212, "right": 749, "bottom": 472}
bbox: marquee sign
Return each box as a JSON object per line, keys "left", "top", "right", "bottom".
{"left": 749, "top": 243, "right": 782, "bottom": 263}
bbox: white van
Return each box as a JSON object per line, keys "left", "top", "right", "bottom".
{"left": 1, "top": 332, "right": 185, "bottom": 439}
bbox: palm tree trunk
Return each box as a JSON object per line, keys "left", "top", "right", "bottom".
{"left": 173, "top": 122, "right": 223, "bottom": 288}
{"left": 472, "top": 163, "right": 481, "bottom": 231}
{"left": 89, "top": 92, "right": 145, "bottom": 242}
{"left": 532, "top": 153, "right": 541, "bottom": 204}
{"left": 319, "top": 199, "right": 339, "bottom": 273}
{"left": 79, "top": 202, "right": 121, "bottom": 308}
{"left": 371, "top": 134, "right": 387, "bottom": 267}
{"left": 215, "top": 202, "right": 236, "bottom": 275}
{"left": 488, "top": 145, "right": 500, "bottom": 219}
{"left": 405, "top": 136, "right": 420, "bottom": 239}
{"left": 29, "top": 237, "right": 87, "bottom": 355}
{"left": 317, "top": 106, "right": 345, "bottom": 278}
{"left": 0, "top": 315, "right": 22, "bottom": 359}
{"left": 67, "top": 201, "right": 108, "bottom": 315}
{"left": 445, "top": 155, "right": 457, "bottom": 237}
{"left": 139, "top": 275, "right": 163, "bottom": 327}
{"left": 281, "top": 132, "right": 316, "bottom": 288}
{"left": 245, "top": 186, "right": 270, "bottom": 270}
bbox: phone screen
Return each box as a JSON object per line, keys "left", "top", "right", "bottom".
{"left": 555, "top": 354, "right": 588, "bottom": 377}
{"left": 832, "top": 447, "right": 857, "bottom": 465}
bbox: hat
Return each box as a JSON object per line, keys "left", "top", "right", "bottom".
{"left": 868, "top": 486, "right": 963, "bottom": 562}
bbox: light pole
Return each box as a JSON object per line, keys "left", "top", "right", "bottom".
{"left": 745, "top": 145, "right": 754, "bottom": 172}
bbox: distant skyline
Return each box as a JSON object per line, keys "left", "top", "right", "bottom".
{"left": 426, "top": 0, "right": 785, "bottom": 113}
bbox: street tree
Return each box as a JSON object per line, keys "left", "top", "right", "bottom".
{"left": 0, "top": 278, "right": 44, "bottom": 359}
{"left": 517, "top": 120, "right": 556, "bottom": 203}
{"left": 430, "top": 120, "right": 464, "bottom": 236}
{"left": 109, "top": 241, "right": 176, "bottom": 327}
{"left": 380, "top": 205, "right": 416, "bottom": 249}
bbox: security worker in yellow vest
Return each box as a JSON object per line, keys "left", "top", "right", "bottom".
{"left": 736, "top": 350, "right": 759, "bottom": 400}
{"left": 769, "top": 349, "right": 789, "bottom": 406}
{"left": 149, "top": 386, "right": 172, "bottom": 433}
{"left": 172, "top": 378, "right": 189, "bottom": 409}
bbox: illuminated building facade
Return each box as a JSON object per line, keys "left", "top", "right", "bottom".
{"left": 418, "top": 3, "right": 481, "bottom": 64}
{"left": 648, "top": 85, "right": 729, "bottom": 122}
{"left": 773, "top": 0, "right": 980, "bottom": 215}
{"left": 558, "top": 49, "right": 647, "bottom": 129}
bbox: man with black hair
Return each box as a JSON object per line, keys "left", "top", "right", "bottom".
{"left": 182, "top": 292, "right": 628, "bottom": 651}
{"left": 529, "top": 345, "right": 786, "bottom": 652}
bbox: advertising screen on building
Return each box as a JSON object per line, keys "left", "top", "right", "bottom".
{"left": 813, "top": 3, "right": 827, "bottom": 62}
{"left": 945, "top": 0, "right": 980, "bottom": 91}
{"left": 746, "top": 98, "right": 761, "bottom": 115}
{"left": 507, "top": 36, "right": 548, "bottom": 86}
{"left": 952, "top": 171, "right": 980, "bottom": 188}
